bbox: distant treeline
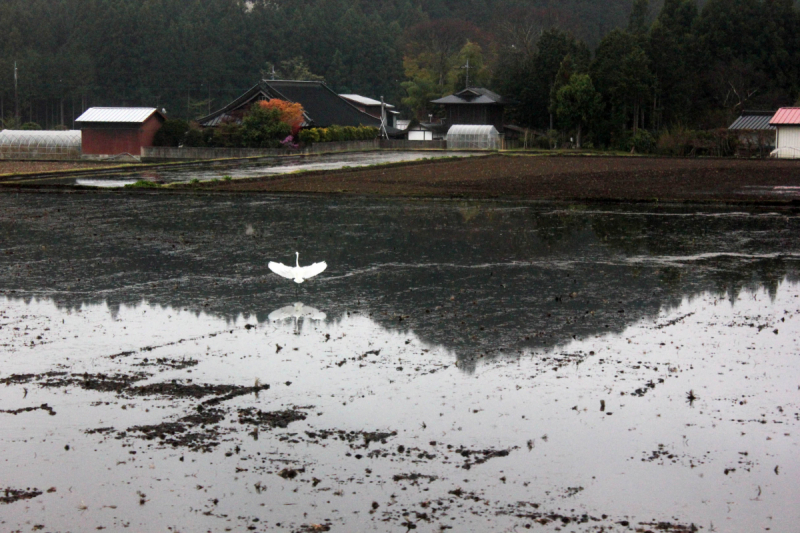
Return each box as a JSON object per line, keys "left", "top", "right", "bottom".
{"left": 0, "top": 0, "right": 643, "bottom": 127}
{"left": 0, "top": 0, "right": 798, "bottom": 147}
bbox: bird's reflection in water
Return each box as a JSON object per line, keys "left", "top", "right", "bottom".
{"left": 268, "top": 302, "right": 326, "bottom": 335}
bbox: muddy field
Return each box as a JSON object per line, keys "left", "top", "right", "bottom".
{"left": 0, "top": 160, "right": 115, "bottom": 175}
{"left": 0, "top": 194, "right": 799, "bottom": 532}
{"left": 192, "top": 154, "right": 800, "bottom": 203}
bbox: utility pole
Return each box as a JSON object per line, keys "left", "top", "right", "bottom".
{"left": 14, "top": 61, "right": 19, "bottom": 120}
{"left": 461, "top": 58, "right": 472, "bottom": 89}
{"left": 379, "top": 96, "right": 388, "bottom": 139}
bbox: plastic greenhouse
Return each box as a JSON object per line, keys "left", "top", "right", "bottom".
{"left": 0, "top": 130, "right": 82, "bottom": 160}
{"left": 445, "top": 125, "right": 500, "bottom": 150}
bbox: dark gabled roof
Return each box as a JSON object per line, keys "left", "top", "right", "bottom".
{"left": 729, "top": 110, "right": 777, "bottom": 131}
{"left": 431, "top": 87, "right": 511, "bottom": 106}
{"left": 198, "top": 80, "right": 381, "bottom": 129}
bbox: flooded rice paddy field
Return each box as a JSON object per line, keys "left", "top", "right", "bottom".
{"left": 69, "top": 151, "right": 481, "bottom": 188}
{"left": 0, "top": 194, "right": 799, "bottom": 532}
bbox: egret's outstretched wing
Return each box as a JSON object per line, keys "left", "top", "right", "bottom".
{"left": 268, "top": 304, "right": 298, "bottom": 321}
{"left": 299, "top": 305, "right": 327, "bottom": 320}
{"left": 297, "top": 261, "right": 327, "bottom": 280}
{"left": 268, "top": 261, "right": 296, "bottom": 280}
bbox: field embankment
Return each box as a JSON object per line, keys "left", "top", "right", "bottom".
{"left": 193, "top": 154, "right": 800, "bottom": 204}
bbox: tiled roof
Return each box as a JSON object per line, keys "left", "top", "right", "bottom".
{"left": 729, "top": 112, "right": 776, "bottom": 131}
{"left": 198, "top": 81, "right": 381, "bottom": 129}
{"left": 76, "top": 108, "right": 161, "bottom": 123}
{"left": 339, "top": 94, "right": 396, "bottom": 109}
{"left": 431, "top": 87, "right": 510, "bottom": 105}
{"left": 770, "top": 108, "right": 800, "bottom": 125}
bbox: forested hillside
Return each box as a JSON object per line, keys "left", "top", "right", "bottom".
{"left": 1, "top": 0, "right": 798, "bottom": 147}
{"left": 0, "top": 0, "right": 640, "bottom": 126}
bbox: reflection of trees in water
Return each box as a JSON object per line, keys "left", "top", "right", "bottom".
{"left": 0, "top": 195, "right": 797, "bottom": 367}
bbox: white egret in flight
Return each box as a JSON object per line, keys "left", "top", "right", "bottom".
{"left": 268, "top": 252, "right": 327, "bottom": 284}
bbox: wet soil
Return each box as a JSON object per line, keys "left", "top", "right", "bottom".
{"left": 1, "top": 487, "right": 43, "bottom": 505}
{"left": 0, "top": 160, "right": 115, "bottom": 175}
{"left": 0, "top": 194, "right": 798, "bottom": 532}
{"left": 192, "top": 154, "right": 800, "bottom": 204}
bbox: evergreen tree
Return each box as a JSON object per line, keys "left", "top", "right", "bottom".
{"left": 556, "top": 74, "right": 601, "bottom": 148}
{"left": 628, "top": 0, "right": 650, "bottom": 34}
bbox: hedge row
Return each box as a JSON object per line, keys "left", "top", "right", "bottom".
{"left": 298, "top": 125, "right": 378, "bottom": 144}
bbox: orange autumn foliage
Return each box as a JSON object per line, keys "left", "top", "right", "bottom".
{"left": 258, "top": 99, "right": 305, "bottom": 134}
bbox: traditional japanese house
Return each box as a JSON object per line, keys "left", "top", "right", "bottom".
{"left": 431, "top": 88, "right": 511, "bottom": 131}
{"left": 198, "top": 80, "right": 382, "bottom": 129}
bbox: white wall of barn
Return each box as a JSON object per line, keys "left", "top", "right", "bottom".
{"left": 775, "top": 125, "right": 800, "bottom": 158}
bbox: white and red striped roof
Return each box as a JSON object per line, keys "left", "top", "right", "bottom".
{"left": 76, "top": 108, "right": 162, "bottom": 123}
{"left": 770, "top": 108, "right": 800, "bottom": 125}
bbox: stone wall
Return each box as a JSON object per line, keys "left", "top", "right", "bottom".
{"left": 142, "top": 139, "right": 381, "bottom": 162}
{"left": 379, "top": 140, "right": 447, "bottom": 150}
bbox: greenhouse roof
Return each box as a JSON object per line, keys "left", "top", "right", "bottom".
{"left": 446, "top": 125, "right": 499, "bottom": 136}
{"left": 0, "top": 129, "right": 81, "bottom": 147}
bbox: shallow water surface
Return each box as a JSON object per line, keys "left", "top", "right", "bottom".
{"left": 70, "top": 151, "right": 481, "bottom": 187}
{"left": 0, "top": 196, "right": 798, "bottom": 532}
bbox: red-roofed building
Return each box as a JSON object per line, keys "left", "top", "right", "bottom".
{"left": 75, "top": 107, "right": 166, "bottom": 159}
{"left": 770, "top": 108, "right": 800, "bottom": 159}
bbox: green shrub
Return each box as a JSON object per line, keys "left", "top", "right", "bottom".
{"left": 627, "top": 130, "right": 655, "bottom": 154}
{"left": 212, "top": 120, "right": 245, "bottom": 148}
{"left": 297, "top": 125, "right": 378, "bottom": 144}
{"left": 184, "top": 123, "right": 209, "bottom": 147}
{"left": 153, "top": 119, "right": 189, "bottom": 147}
{"left": 240, "top": 104, "right": 291, "bottom": 148}
{"left": 298, "top": 128, "right": 320, "bottom": 145}
{"left": 20, "top": 122, "right": 42, "bottom": 131}
{"left": 656, "top": 127, "right": 694, "bottom": 156}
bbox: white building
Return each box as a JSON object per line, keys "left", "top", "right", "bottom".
{"left": 770, "top": 108, "right": 800, "bottom": 159}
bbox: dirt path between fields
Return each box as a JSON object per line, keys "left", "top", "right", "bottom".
{"left": 189, "top": 154, "right": 800, "bottom": 203}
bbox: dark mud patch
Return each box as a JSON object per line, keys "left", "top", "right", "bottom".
{"left": 2, "top": 371, "right": 151, "bottom": 392}
{"left": 380, "top": 488, "right": 487, "bottom": 527}
{"left": 295, "top": 522, "right": 332, "bottom": 532}
{"left": 120, "top": 407, "right": 228, "bottom": 452}
{"left": 0, "top": 403, "right": 56, "bottom": 416}
{"left": 278, "top": 467, "right": 306, "bottom": 480}
{"left": 302, "top": 429, "right": 398, "bottom": 449}
{"left": 454, "top": 446, "right": 518, "bottom": 469}
{"left": 639, "top": 444, "right": 710, "bottom": 467}
{"left": 1, "top": 372, "right": 269, "bottom": 404}
{"left": 134, "top": 356, "right": 199, "bottom": 370}
{"left": 501, "top": 502, "right": 700, "bottom": 531}
{"left": 238, "top": 407, "right": 309, "bottom": 429}
{"left": 132, "top": 381, "right": 269, "bottom": 403}
{"left": 1, "top": 487, "right": 43, "bottom": 504}
{"left": 1, "top": 371, "right": 69, "bottom": 385}
{"left": 392, "top": 473, "right": 438, "bottom": 485}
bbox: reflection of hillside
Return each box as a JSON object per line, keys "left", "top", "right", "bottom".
{"left": 0, "top": 195, "right": 797, "bottom": 366}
